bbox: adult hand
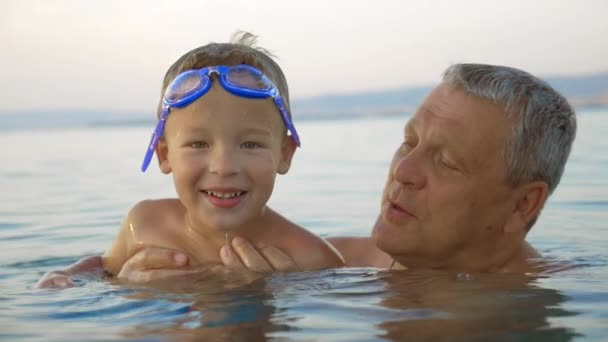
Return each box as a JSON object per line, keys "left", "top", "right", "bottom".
{"left": 36, "top": 270, "right": 75, "bottom": 289}
{"left": 116, "top": 247, "right": 196, "bottom": 283}
{"left": 220, "top": 236, "right": 299, "bottom": 272}
{"left": 36, "top": 255, "right": 104, "bottom": 289}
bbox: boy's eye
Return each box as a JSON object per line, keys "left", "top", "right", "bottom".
{"left": 191, "top": 141, "right": 209, "bottom": 149}
{"left": 241, "top": 141, "right": 261, "bottom": 149}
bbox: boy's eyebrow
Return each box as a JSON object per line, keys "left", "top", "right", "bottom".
{"left": 180, "top": 126, "right": 209, "bottom": 135}
{"left": 179, "top": 127, "right": 272, "bottom": 136}
{"left": 240, "top": 127, "right": 272, "bottom": 136}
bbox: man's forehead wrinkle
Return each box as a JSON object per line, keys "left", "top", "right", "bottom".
{"left": 418, "top": 103, "right": 462, "bottom": 128}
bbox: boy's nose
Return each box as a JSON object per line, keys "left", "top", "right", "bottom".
{"left": 208, "top": 147, "right": 239, "bottom": 176}
{"left": 392, "top": 152, "right": 427, "bottom": 191}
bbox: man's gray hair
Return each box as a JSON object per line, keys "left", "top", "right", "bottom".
{"left": 442, "top": 63, "right": 576, "bottom": 195}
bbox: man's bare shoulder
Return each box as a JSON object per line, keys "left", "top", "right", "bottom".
{"left": 327, "top": 236, "right": 392, "bottom": 268}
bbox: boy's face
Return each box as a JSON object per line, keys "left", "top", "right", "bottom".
{"left": 156, "top": 83, "right": 296, "bottom": 231}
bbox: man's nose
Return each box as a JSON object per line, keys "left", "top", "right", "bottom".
{"left": 392, "top": 152, "right": 427, "bottom": 190}
{"left": 208, "top": 146, "right": 239, "bottom": 176}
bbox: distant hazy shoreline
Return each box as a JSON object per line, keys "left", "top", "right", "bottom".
{"left": 2, "top": 72, "right": 607, "bottom": 130}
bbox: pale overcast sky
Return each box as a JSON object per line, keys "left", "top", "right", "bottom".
{"left": 2, "top": 0, "right": 607, "bottom": 113}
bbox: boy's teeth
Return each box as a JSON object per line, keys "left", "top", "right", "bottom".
{"left": 206, "top": 191, "right": 243, "bottom": 199}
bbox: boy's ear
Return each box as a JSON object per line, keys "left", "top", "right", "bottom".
{"left": 277, "top": 136, "right": 297, "bottom": 175}
{"left": 503, "top": 181, "right": 549, "bottom": 234}
{"left": 156, "top": 137, "right": 172, "bottom": 174}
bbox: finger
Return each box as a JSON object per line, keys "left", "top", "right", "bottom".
{"left": 52, "top": 276, "right": 75, "bottom": 288}
{"left": 36, "top": 271, "right": 69, "bottom": 289}
{"left": 124, "top": 247, "right": 189, "bottom": 273}
{"left": 36, "top": 274, "right": 74, "bottom": 289}
{"left": 258, "top": 246, "right": 300, "bottom": 272}
{"left": 118, "top": 267, "right": 201, "bottom": 283}
{"left": 220, "top": 244, "right": 246, "bottom": 270}
{"left": 231, "top": 237, "right": 274, "bottom": 273}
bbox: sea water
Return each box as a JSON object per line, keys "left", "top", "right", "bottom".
{"left": 0, "top": 110, "right": 607, "bottom": 341}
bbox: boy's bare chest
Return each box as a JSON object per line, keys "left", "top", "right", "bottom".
{"left": 131, "top": 219, "right": 223, "bottom": 267}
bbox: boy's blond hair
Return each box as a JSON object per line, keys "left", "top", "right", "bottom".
{"left": 157, "top": 31, "right": 291, "bottom": 119}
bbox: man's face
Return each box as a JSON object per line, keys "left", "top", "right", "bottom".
{"left": 372, "top": 83, "right": 522, "bottom": 269}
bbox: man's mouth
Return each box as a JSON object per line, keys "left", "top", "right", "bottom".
{"left": 386, "top": 184, "right": 417, "bottom": 219}
{"left": 389, "top": 200, "right": 415, "bottom": 216}
{"left": 386, "top": 199, "right": 417, "bottom": 224}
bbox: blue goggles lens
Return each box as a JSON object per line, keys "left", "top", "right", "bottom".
{"left": 141, "top": 64, "right": 300, "bottom": 172}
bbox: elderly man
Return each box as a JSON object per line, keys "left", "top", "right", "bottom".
{"left": 37, "top": 63, "right": 576, "bottom": 287}
{"left": 216, "top": 63, "right": 576, "bottom": 274}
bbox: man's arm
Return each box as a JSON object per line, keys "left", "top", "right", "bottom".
{"left": 220, "top": 236, "right": 391, "bottom": 270}
{"left": 37, "top": 203, "right": 139, "bottom": 288}
{"left": 36, "top": 248, "right": 193, "bottom": 289}
{"left": 38, "top": 234, "right": 388, "bottom": 289}
{"left": 220, "top": 236, "right": 388, "bottom": 270}
{"left": 36, "top": 255, "right": 104, "bottom": 288}
{"left": 37, "top": 200, "right": 185, "bottom": 289}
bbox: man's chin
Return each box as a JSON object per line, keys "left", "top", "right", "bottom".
{"left": 372, "top": 218, "right": 415, "bottom": 255}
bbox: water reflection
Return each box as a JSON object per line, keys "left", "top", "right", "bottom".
{"left": 100, "top": 267, "right": 584, "bottom": 341}
{"left": 376, "top": 269, "right": 581, "bottom": 340}
{"left": 115, "top": 272, "right": 288, "bottom": 341}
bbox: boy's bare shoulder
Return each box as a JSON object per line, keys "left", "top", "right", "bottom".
{"left": 260, "top": 211, "right": 344, "bottom": 270}
{"left": 128, "top": 198, "right": 184, "bottom": 227}
{"left": 129, "top": 198, "right": 182, "bottom": 216}
{"left": 103, "top": 198, "right": 185, "bottom": 275}
{"left": 294, "top": 229, "right": 345, "bottom": 271}
{"left": 127, "top": 198, "right": 188, "bottom": 247}
{"left": 327, "top": 236, "right": 391, "bottom": 268}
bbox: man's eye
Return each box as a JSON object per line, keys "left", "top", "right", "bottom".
{"left": 191, "top": 141, "right": 208, "bottom": 149}
{"left": 241, "top": 141, "right": 261, "bottom": 149}
{"left": 439, "top": 158, "right": 458, "bottom": 171}
{"left": 400, "top": 138, "right": 416, "bottom": 152}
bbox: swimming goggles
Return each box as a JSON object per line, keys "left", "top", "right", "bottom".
{"left": 141, "top": 64, "right": 301, "bottom": 172}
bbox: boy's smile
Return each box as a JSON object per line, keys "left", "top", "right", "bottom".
{"left": 201, "top": 188, "right": 247, "bottom": 209}
{"left": 156, "top": 83, "right": 296, "bottom": 234}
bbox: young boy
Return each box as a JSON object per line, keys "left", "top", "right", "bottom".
{"left": 37, "top": 32, "right": 343, "bottom": 288}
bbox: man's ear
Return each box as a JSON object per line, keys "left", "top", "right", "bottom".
{"left": 504, "top": 181, "right": 549, "bottom": 234}
{"left": 277, "top": 136, "right": 297, "bottom": 175}
{"left": 156, "top": 137, "right": 172, "bottom": 174}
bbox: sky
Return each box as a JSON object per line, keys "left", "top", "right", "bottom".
{"left": 2, "top": 0, "right": 608, "bottom": 113}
